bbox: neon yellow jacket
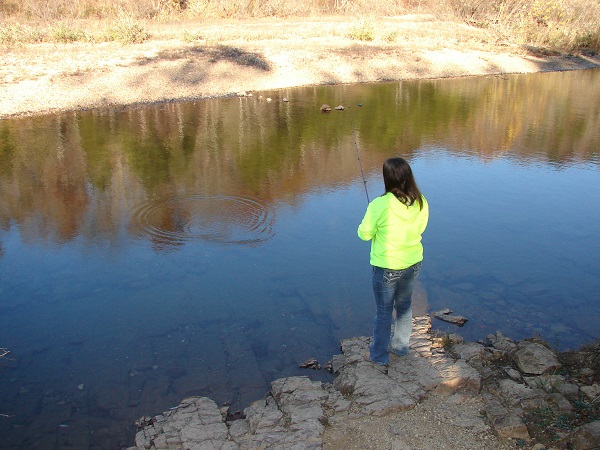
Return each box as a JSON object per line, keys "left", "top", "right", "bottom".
{"left": 357, "top": 192, "right": 429, "bottom": 270}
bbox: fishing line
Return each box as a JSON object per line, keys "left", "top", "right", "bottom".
{"left": 352, "top": 127, "right": 370, "bottom": 204}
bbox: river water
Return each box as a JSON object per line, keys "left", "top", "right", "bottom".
{"left": 0, "top": 68, "right": 599, "bottom": 448}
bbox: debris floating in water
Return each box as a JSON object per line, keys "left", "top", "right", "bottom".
{"left": 432, "top": 308, "right": 468, "bottom": 326}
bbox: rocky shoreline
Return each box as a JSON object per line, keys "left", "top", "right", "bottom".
{"left": 125, "top": 317, "right": 600, "bottom": 450}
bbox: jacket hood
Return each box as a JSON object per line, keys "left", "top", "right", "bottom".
{"left": 385, "top": 192, "right": 425, "bottom": 223}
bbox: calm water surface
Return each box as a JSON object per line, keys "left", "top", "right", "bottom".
{"left": 1, "top": 69, "right": 599, "bottom": 448}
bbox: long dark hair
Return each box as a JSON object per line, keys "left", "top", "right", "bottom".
{"left": 382, "top": 157, "right": 424, "bottom": 210}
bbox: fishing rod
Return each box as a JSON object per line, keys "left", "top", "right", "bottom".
{"left": 352, "top": 127, "right": 370, "bottom": 204}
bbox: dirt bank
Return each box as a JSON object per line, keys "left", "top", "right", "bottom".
{"left": 1, "top": 15, "right": 599, "bottom": 119}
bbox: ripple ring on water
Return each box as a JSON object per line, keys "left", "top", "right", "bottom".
{"left": 131, "top": 194, "right": 274, "bottom": 245}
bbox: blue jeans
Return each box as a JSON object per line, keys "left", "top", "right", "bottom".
{"left": 368, "top": 262, "right": 422, "bottom": 365}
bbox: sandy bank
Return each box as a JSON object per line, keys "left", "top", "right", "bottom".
{"left": 1, "top": 16, "right": 599, "bottom": 119}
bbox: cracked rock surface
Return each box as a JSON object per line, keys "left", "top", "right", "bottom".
{"left": 126, "top": 317, "right": 509, "bottom": 449}
{"left": 126, "top": 317, "right": 600, "bottom": 449}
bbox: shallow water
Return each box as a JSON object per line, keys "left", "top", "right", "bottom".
{"left": 0, "top": 68, "right": 599, "bottom": 448}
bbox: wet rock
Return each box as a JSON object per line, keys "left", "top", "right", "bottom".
{"left": 324, "top": 390, "right": 351, "bottom": 414}
{"left": 130, "top": 397, "right": 229, "bottom": 449}
{"left": 497, "top": 379, "right": 543, "bottom": 407}
{"left": 135, "top": 416, "right": 154, "bottom": 428}
{"left": 299, "top": 358, "right": 321, "bottom": 370}
{"left": 126, "top": 317, "right": 597, "bottom": 449}
{"left": 555, "top": 382, "right": 579, "bottom": 397}
{"left": 448, "top": 333, "right": 464, "bottom": 345}
{"left": 432, "top": 308, "right": 468, "bottom": 326}
{"left": 452, "top": 342, "right": 485, "bottom": 362}
{"left": 320, "top": 104, "right": 332, "bottom": 112}
{"left": 334, "top": 105, "right": 344, "bottom": 110}
{"left": 503, "top": 367, "right": 522, "bottom": 381}
{"left": 245, "top": 395, "right": 283, "bottom": 433}
{"left": 567, "top": 421, "right": 600, "bottom": 450}
{"left": 226, "top": 410, "right": 246, "bottom": 421}
{"left": 487, "top": 331, "right": 518, "bottom": 353}
{"left": 484, "top": 396, "right": 530, "bottom": 440}
{"left": 513, "top": 341, "right": 561, "bottom": 375}
{"left": 330, "top": 354, "right": 346, "bottom": 374}
{"left": 547, "top": 393, "right": 573, "bottom": 414}
{"left": 523, "top": 374, "right": 565, "bottom": 392}
{"left": 580, "top": 383, "right": 600, "bottom": 401}
{"left": 520, "top": 396, "right": 550, "bottom": 412}
{"left": 228, "top": 418, "right": 249, "bottom": 441}
{"left": 332, "top": 320, "right": 480, "bottom": 417}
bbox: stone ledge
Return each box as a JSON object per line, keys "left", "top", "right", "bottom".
{"left": 126, "top": 317, "right": 599, "bottom": 450}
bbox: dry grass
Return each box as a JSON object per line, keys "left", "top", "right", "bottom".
{"left": 1, "top": 0, "right": 599, "bottom": 51}
{"left": 434, "top": 0, "right": 600, "bottom": 54}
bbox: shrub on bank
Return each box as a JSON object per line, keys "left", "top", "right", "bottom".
{"left": 50, "top": 23, "right": 89, "bottom": 43}
{"left": 105, "top": 18, "right": 150, "bottom": 44}
{"left": 0, "top": 23, "right": 45, "bottom": 46}
{"left": 436, "top": 0, "right": 600, "bottom": 53}
{"left": 347, "top": 18, "right": 375, "bottom": 41}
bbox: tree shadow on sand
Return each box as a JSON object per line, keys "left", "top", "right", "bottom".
{"left": 136, "top": 45, "right": 271, "bottom": 71}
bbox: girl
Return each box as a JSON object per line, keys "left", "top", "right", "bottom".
{"left": 358, "top": 157, "right": 429, "bottom": 365}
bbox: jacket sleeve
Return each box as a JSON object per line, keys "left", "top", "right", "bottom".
{"left": 419, "top": 198, "right": 429, "bottom": 234}
{"left": 357, "top": 203, "right": 377, "bottom": 241}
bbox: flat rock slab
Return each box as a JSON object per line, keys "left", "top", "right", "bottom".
{"left": 126, "top": 316, "right": 483, "bottom": 449}
{"left": 432, "top": 308, "right": 468, "bottom": 326}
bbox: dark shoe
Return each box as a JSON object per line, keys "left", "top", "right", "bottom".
{"left": 364, "top": 350, "right": 388, "bottom": 371}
